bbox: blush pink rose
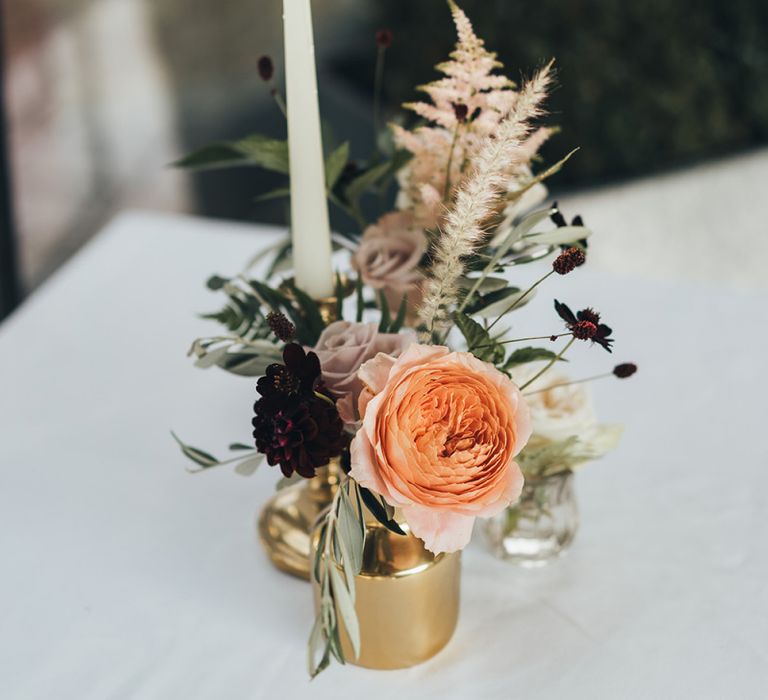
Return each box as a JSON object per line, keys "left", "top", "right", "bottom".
{"left": 352, "top": 211, "right": 427, "bottom": 319}
{"left": 350, "top": 344, "right": 532, "bottom": 554}
{"left": 312, "top": 321, "right": 415, "bottom": 424}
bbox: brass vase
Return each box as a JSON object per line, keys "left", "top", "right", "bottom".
{"left": 311, "top": 504, "right": 462, "bottom": 670}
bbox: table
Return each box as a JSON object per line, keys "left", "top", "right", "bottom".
{"left": 1, "top": 211, "right": 767, "bottom": 699}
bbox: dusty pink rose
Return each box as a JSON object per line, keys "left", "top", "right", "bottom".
{"left": 312, "top": 321, "right": 415, "bottom": 424}
{"left": 352, "top": 212, "right": 427, "bottom": 316}
{"left": 350, "top": 344, "right": 531, "bottom": 553}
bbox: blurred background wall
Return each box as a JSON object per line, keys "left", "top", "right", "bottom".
{"left": 2, "top": 0, "right": 767, "bottom": 313}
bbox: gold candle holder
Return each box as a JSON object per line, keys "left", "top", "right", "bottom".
{"left": 258, "top": 276, "right": 353, "bottom": 580}
{"left": 311, "top": 505, "right": 462, "bottom": 669}
{"left": 258, "top": 459, "right": 342, "bottom": 580}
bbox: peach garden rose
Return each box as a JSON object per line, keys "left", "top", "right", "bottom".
{"left": 350, "top": 344, "right": 532, "bottom": 553}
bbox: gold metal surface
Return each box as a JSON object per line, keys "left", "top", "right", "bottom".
{"left": 312, "top": 506, "right": 462, "bottom": 670}
{"left": 278, "top": 275, "right": 355, "bottom": 325}
{"left": 257, "top": 460, "right": 341, "bottom": 580}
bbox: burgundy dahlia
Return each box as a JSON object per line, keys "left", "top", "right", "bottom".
{"left": 554, "top": 299, "right": 614, "bottom": 352}
{"left": 252, "top": 344, "right": 348, "bottom": 478}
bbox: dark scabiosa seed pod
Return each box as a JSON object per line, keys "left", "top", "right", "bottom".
{"left": 613, "top": 363, "right": 638, "bottom": 378}
{"left": 552, "top": 246, "right": 586, "bottom": 275}
{"left": 266, "top": 311, "right": 296, "bottom": 342}
{"left": 258, "top": 55, "right": 274, "bottom": 82}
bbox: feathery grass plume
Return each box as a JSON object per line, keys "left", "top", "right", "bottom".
{"left": 417, "top": 62, "right": 554, "bottom": 336}
{"left": 391, "top": 1, "right": 552, "bottom": 229}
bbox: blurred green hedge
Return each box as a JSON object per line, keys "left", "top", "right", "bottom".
{"left": 338, "top": 0, "right": 768, "bottom": 186}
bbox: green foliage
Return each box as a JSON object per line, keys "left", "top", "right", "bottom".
{"left": 504, "top": 346, "right": 562, "bottom": 369}
{"left": 454, "top": 312, "right": 505, "bottom": 365}
{"left": 171, "top": 432, "right": 262, "bottom": 473}
{"left": 174, "top": 134, "right": 289, "bottom": 173}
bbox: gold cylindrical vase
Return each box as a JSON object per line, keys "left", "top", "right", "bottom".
{"left": 311, "top": 505, "right": 461, "bottom": 670}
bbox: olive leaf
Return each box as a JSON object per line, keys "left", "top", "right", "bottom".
{"left": 328, "top": 565, "right": 361, "bottom": 660}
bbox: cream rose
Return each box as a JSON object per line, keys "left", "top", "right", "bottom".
{"left": 514, "top": 363, "right": 622, "bottom": 465}
{"left": 350, "top": 344, "right": 532, "bottom": 554}
{"left": 312, "top": 321, "right": 415, "bottom": 424}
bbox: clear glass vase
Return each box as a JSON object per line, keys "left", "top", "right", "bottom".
{"left": 483, "top": 471, "right": 579, "bottom": 566}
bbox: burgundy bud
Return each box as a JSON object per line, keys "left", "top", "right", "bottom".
{"left": 258, "top": 55, "right": 274, "bottom": 82}
{"left": 613, "top": 363, "right": 638, "bottom": 379}
{"left": 453, "top": 103, "right": 469, "bottom": 123}
{"left": 553, "top": 246, "right": 586, "bottom": 275}
{"left": 267, "top": 311, "right": 296, "bottom": 342}
{"left": 375, "top": 29, "right": 393, "bottom": 48}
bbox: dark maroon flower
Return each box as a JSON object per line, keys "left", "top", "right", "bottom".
{"left": 256, "top": 343, "right": 320, "bottom": 398}
{"left": 554, "top": 299, "right": 614, "bottom": 352}
{"left": 571, "top": 320, "right": 597, "bottom": 340}
{"left": 252, "top": 393, "right": 348, "bottom": 478}
{"left": 614, "top": 363, "right": 637, "bottom": 378}
{"left": 258, "top": 55, "right": 274, "bottom": 82}
{"left": 552, "top": 246, "right": 586, "bottom": 275}
{"left": 252, "top": 344, "right": 348, "bottom": 477}
{"left": 266, "top": 311, "right": 295, "bottom": 342}
{"left": 375, "top": 28, "right": 393, "bottom": 48}
{"left": 453, "top": 103, "right": 469, "bottom": 123}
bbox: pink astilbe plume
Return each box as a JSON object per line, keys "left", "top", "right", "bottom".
{"left": 417, "top": 62, "right": 554, "bottom": 335}
{"left": 392, "top": 1, "right": 553, "bottom": 229}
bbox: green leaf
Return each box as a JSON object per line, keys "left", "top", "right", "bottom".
{"left": 216, "top": 346, "right": 282, "bottom": 377}
{"left": 234, "top": 455, "right": 262, "bottom": 476}
{"left": 454, "top": 312, "right": 505, "bottom": 364}
{"left": 170, "top": 432, "right": 219, "bottom": 468}
{"left": 338, "top": 488, "right": 364, "bottom": 576}
{"left": 359, "top": 487, "right": 406, "bottom": 535}
{"left": 206, "top": 275, "right": 229, "bottom": 291}
{"left": 174, "top": 134, "right": 289, "bottom": 173}
{"left": 194, "top": 344, "right": 231, "bottom": 369}
{"left": 284, "top": 280, "right": 327, "bottom": 345}
{"left": 229, "top": 443, "right": 253, "bottom": 451}
{"left": 463, "top": 286, "right": 525, "bottom": 318}
{"left": 505, "top": 346, "right": 562, "bottom": 369}
{"left": 460, "top": 208, "right": 553, "bottom": 312}
{"left": 328, "top": 565, "right": 361, "bottom": 660}
{"left": 325, "top": 142, "right": 350, "bottom": 190}
{"left": 377, "top": 291, "right": 390, "bottom": 332}
{"left": 254, "top": 187, "right": 290, "bottom": 202}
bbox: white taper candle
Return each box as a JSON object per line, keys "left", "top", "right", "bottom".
{"left": 282, "top": 0, "right": 334, "bottom": 299}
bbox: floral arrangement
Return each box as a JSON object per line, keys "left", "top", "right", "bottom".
{"left": 174, "top": 1, "right": 636, "bottom": 676}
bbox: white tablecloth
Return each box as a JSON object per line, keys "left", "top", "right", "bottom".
{"left": 1, "top": 211, "right": 767, "bottom": 699}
